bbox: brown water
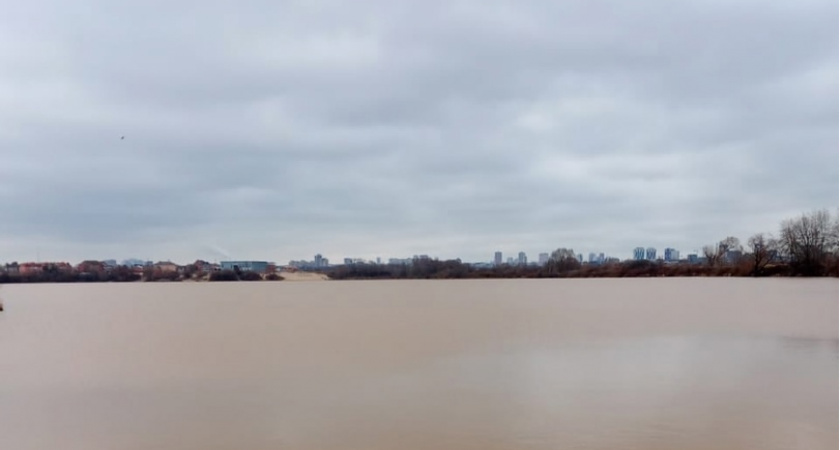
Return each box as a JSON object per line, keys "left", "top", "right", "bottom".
{"left": 0, "top": 279, "right": 836, "bottom": 450}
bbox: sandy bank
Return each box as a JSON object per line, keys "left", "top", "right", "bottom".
{"left": 279, "top": 271, "right": 330, "bottom": 281}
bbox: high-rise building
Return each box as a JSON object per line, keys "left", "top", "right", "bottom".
{"left": 664, "top": 248, "right": 679, "bottom": 262}
{"left": 588, "top": 252, "right": 597, "bottom": 263}
{"left": 517, "top": 252, "right": 527, "bottom": 265}
{"left": 633, "top": 247, "right": 645, "bottom": 261}
{"left": 725, "top": 250, "right": 742, "bottom": 264}
{"left": 538, "top": 253, "right": 549, "bottom": 265}
{"left": 494, "top": 251, "right": 502, "bottom": 266}
{"left": 577, "top": 254, "right": 583, "bottom": 263}
{"left": 506, "top": 257, "right": 515, "bottom": 265}
{"left": 314, "top": 254, "right": 325, "bottom": 267}
{"left": 645, "top": 247, "right": 656, "bottom": 261}
{"left": 388, "top": 258, "right": 412, "bottom": 265}
{"left": 598, "top": 253, "right": 605, "bottom": 264}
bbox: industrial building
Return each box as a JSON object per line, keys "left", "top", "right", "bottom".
{"left": 220, "top": 261, "right": 270, "bottom": 273}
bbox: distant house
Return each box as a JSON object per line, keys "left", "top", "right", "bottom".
{"left": 17, "top": 262, "right": 73, "bottom": 275}
{"left": 77, "top": 260, "right": 106, "bottom": 274}
{"left": 191, "top": 260, "right": 216, "bottom": 274}
{"left": 4, "top": 263, "right": 19, "bottom": 275}
{"left": 19, "top": 263, "right": 47, "bottom": 275}
{"left": 154, "top": 261, "right": 180, "bottom": 273}
{"left": 52, "top": 262, "right": 74, "bottom": 273}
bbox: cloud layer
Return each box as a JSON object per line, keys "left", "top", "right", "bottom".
{"left": 0, "top": 0, "right": 837, "bottom": 263}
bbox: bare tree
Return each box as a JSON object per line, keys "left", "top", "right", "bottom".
{"left": 746, "top": 233, "right": 778, "bottom": 276}
{"left": 779, "top": 209, "right": 836, "bottom": 276}
{"left": 702, "top": 245, "right": 722, "bottom": 267}
{"left": 703, "top": 236, "right": 741, "bottom": 267}
{"left": 719, "top": 236, "right": 742, "bottom": 253}
{"left": 545, "top": 248, "right": 580, "bottom": 275}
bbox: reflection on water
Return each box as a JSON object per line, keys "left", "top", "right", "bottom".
{"left": 0, "top": 279, "right": 836, "bottom": 450}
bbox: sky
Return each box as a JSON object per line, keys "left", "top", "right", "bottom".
{"left": 0, "top": 0, "right": 837, "bottom": 264}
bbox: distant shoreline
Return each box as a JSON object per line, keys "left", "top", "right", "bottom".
{"left": 0, "top": 270, "right": 330, "bottom": 284}
{"left": 2, "top": 261, "right": 835, "bottom": 285}
{"left": 318, "top": 260, "right": 837, "bottom": 281}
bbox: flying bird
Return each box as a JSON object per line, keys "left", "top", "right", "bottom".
{"left": 121, "top": 136, "right": 125, "bottom": 140}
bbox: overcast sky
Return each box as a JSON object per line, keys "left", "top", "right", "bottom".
{"left": 0, "top": 0, "right": 837, "bottom": 264}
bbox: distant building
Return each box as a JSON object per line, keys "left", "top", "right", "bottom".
{"left": 664, "top": 248, "right": 679, "bottom": 262}
{"left": 344, "top": 258, "right": 368, "bottom": 265}
{"left": 289, "top": 255, "right": 330, "bottom": 269}
{"left": 687, "top": 253, "right": 700, "bottom": 264}
{"left": 3, "top": 263, "right": 18, "bottom": 275}
{"left": 577, "top": 254, "right": 583, "bottom": 263}
{"left": 588, "top": 253, "right": 597, "bottom": 264}
{"left": 19, "top": 262, "right": 72, "bottom": 275}
{"left": 645, "top": 247, "right": 656, "bottom": 261}
{"left": 517, "top": 252, "right": 527, "bottom": 265}
{"left": 633, "top": 247, "right": 645, "bottom": 261}
{"left": 725, "top": 250, "right": 742, "bottom": 264}
{"left": 192, "top": 260, "right": 216, "bottom": 273}
{"left": 506, "top": 257, "right": 515, "bottom": 265}
{"left": 220, "top": 261, "right": 269, "bottom": 273}
{"left": 314, "top": 254, "right": 326, "bottom": 268}
{"left": 77, "top": 260, "right": 106, "bottom": 274}
{"left": 538, "top": 253, "right": 549, "bottom": 265}
{"left": 154, "top": 261, "right": 180, "bottom": 273}
{"left": 388, "top": 258, "right": 412, "bottom": 265}
{"left": 598, "top": 253, "right": 605, "bottom": 264}
{"left": 494, "top": 251, "right": 502, "bottom": 266}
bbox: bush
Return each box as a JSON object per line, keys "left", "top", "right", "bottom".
{"left": 239, "top": 271, "right": 263, "bottom": 281}
{"left": 209, "top": 270, "right": 239, "bottom": 281}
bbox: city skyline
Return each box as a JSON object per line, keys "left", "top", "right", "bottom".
{"left": 0, "top": 233, "right": 745, "bottom": 266}
{"left": 0, "top": 244, "right": 701, "bottom": 268}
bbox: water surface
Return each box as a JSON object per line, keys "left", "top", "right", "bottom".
{"left": 0, "top": 279, "right": 836, "bottom": 449}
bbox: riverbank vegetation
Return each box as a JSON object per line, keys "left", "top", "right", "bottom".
{"left": 0, "top": 266, "right": 284, "bottom": 284}
{"left": 323, "top": 209, "right": 839, "bottom": 280}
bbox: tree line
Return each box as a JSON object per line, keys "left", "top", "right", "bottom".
{"left": 0, "top": 265, "right": 284, "bottom": 283}
{"left": 323, "top": 209, "right": 839, "bottom": 280}
{"left": 0, "top": 264, "right": 143, "bottom": 284}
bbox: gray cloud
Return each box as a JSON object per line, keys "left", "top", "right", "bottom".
{"left": 0, "top": 0, "right": 836, "bottom": 263}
